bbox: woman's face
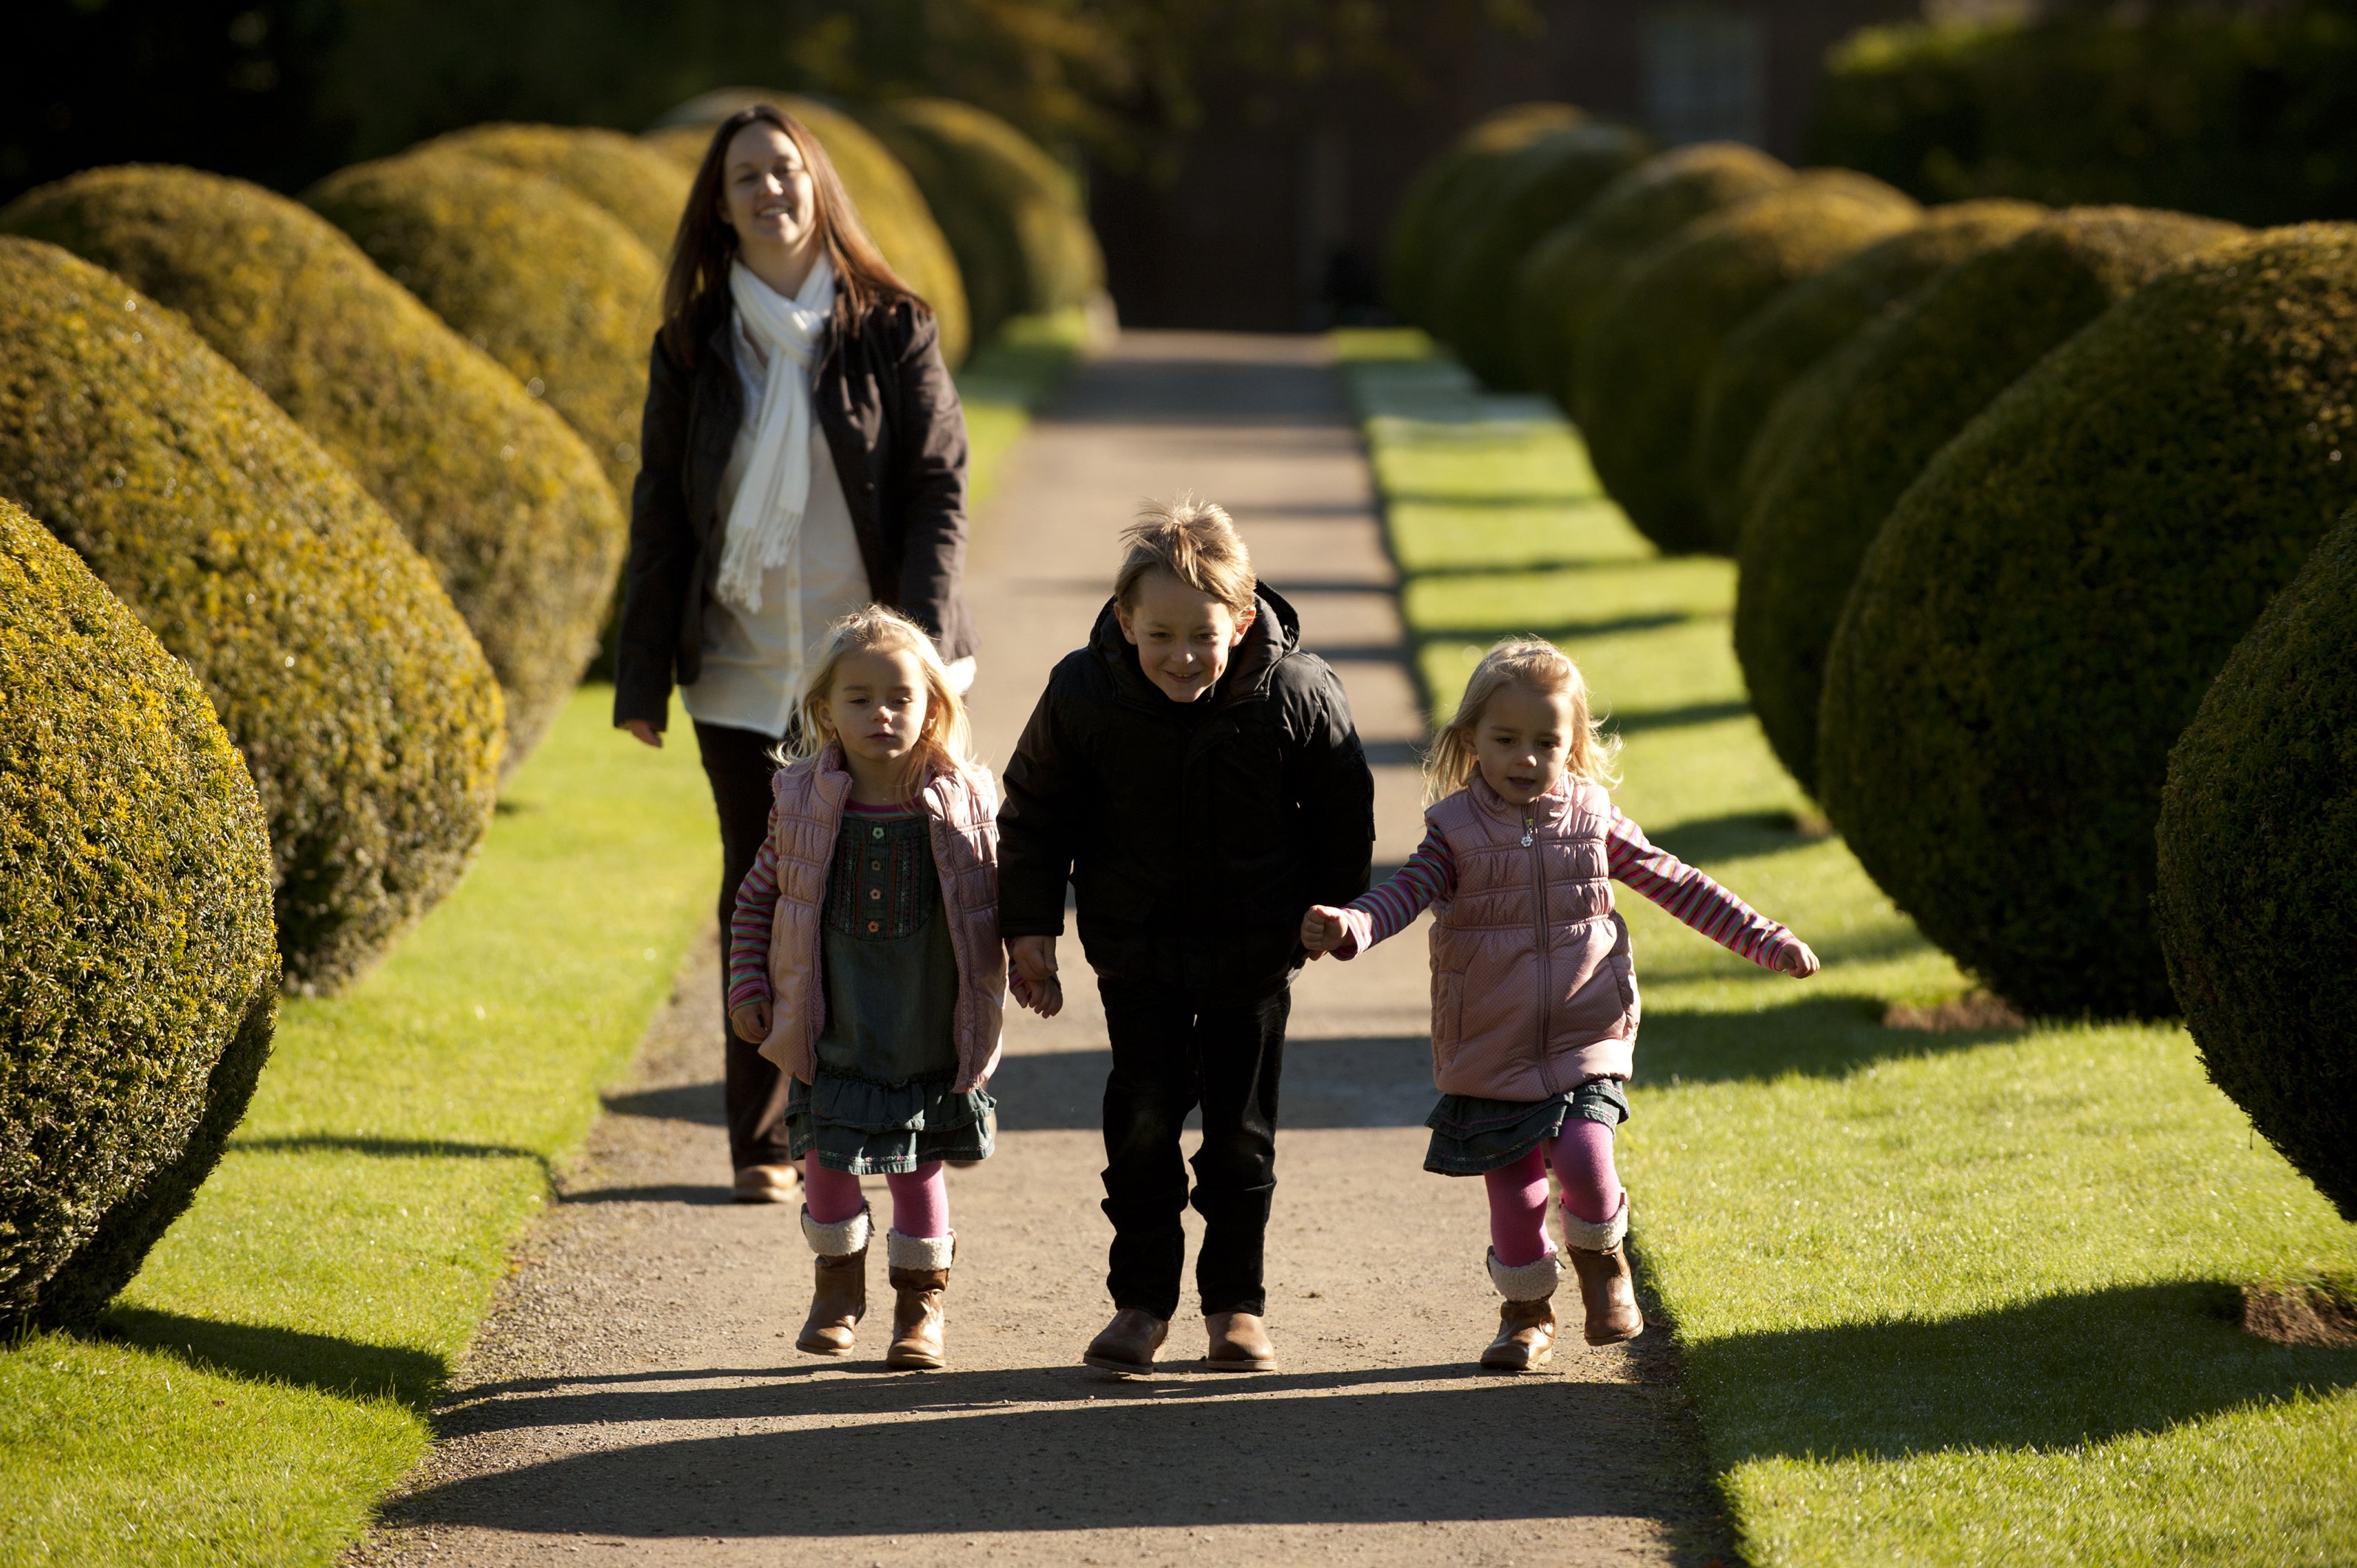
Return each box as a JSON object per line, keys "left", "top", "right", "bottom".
{"left": 718, "top": 122, "right": 818, "bottom": 255}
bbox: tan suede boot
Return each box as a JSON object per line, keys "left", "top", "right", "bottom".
{"left": 1082, "top": 1307, "right": 1170, "bottom": 1374}
{"left": 884, "top": 1231, "right": 955, "bottom": 1371}
{"left": 1563, "top": 1194, "right": 1644, "bottom": 1346}
{"left": 796, "top": 1203, "right": 871, "bottom": 1355}
{"left": 1481, "top": 1249, "right": 1562, "bottom": 1372}
{"left": 1204, "top": 1310, "right": 1277, "bottom": 1372}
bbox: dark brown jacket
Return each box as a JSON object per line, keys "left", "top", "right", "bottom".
{"left": 613, "top": 296, "right": 975, "bottom": 729}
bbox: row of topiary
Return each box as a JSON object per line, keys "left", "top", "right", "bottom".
{"left": 1385, "top": 108, "right": 2356, "bottom": 1223}
{"left": 0, "top": 96, "right": 1104, "bottom": 1335}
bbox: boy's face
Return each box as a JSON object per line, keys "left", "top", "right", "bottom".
{"left": 1116, "top": 570, "right": 1255, "bottom": 704}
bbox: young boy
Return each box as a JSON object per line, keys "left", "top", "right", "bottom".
{"left": 998, "top": 496, "right": 1376, "bottom": 1374}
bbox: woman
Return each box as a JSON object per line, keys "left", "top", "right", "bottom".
{"left": 615, "top": 103, "right": 977, "bottom": 1203}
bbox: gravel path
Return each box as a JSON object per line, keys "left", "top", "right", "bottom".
{"left": 351, "top": 333, "right": 1732, "bottom": 1567}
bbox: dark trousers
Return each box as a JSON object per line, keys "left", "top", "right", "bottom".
{"left": 694, "top": 719, "right": 794, "bottom": 1172}
{"left": 1097, "top": 976, "right": 1291, "bottom": 1320}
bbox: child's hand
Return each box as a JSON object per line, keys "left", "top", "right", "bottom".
{"left": 1300, "top": 904, "right": 1351, "bottom": 958}
{"left": 1009, "top": 967, "right": 1064, "bottom": 1018}
{"left": 1007, "top": 935, "right": 1062, "bottom": 1018}
{"left": 730, "top": 998, "right": 772, "bottom": 1042}
{"left": 1775, "top": 938, "right": 1820, "bottom": 979}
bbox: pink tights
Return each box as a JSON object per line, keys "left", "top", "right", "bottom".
{"left": 802, "top": 1156, "right": 950, "bottom": 1239}
{"left": 1483, "top": 1116, "right": 1622, "bottom": 1268}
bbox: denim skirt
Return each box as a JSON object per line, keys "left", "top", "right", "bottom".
{"left": 1422, "top": 1076, "right": 1630, "bottom": 1176}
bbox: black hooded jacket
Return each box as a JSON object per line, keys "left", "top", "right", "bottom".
{"left": 997, "top": 587, "right": 1376, "bottom": 1000}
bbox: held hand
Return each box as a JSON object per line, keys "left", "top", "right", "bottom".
{"left": 1300, "top": 904, "right": 1351, "bottom": 958}
{"left": 1007, "top": 935, "right": 1063, "bottom": 1019}
{"left": 622, "top": 718, "right": 663, "bottom": 749}
{"left": 729, "top": 998, "right": 772, "bottom": 1042}
{"left": 1777, "top": 940, "right": 1821, "bottom": 979}
{"left": 1010, "top": 969, "right": 1065, "bottom": 1018}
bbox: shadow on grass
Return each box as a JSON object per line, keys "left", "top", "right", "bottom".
{"left": 1415, "top": 610, "right": 1697, "bottom": 644}
{"left": 1691, "top": 1281, "right": 2357, "bottom": 1463}
{"left": 1603, "top": 700, "right": 1755, "bottom": 740}
{"left": 227, "top": 1135, "right": 546, "bottom": 1162}
{"left": 98, "top": 1306, "right": 446, "bottom": 1408}
{"left": 1639, "top": 993, "right": 2025, "bottom": 1084}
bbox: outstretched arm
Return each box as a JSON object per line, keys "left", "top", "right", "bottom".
{"left": 1301, "top": 825, "right": 1457, "bottom": 960}
{"left": 1607, "top": 810, "right": 1818, "bottom": 975}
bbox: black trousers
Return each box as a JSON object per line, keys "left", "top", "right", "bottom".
{"left": 1097, "top": 975, "right": 1291, "bottom": 1320}
{"left": 694, "top": 719, "right": 795, "bottom": 1172}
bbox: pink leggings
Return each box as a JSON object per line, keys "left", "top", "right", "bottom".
{"left": 802, "top": 1156, "right": 950, "bottom": 1239}
{"left": 1484, "top": 1116, "right": 1621, "bottom": 1268}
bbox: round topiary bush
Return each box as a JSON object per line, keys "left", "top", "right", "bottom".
{"left": 419, "top": 123, "right": 693, "bottom": 259}
{"left": 2157, "top": 507, "right": 2357, "bottom": 1220}
{"left": 645, "top": 91, "right": 970, "bottom": 368}
{"left": 1512, "top": 142, "right": 1793, "bottom": 414}
{"left": 0, "top": 238, "right": 504, "bottom": 993}
{"left": 1733, "top": 207, "right": 2243, "bottom": 794}
{"left": 1817, "top": 224, "right": 2357, "bottom": 1019}
{"left": 304, "top": 148, "right": 661, "bottom": 498}
{"left": 1574, "top": 171, "right": 1921, "bottom": 555}
{"left": 0, "top": 498, "right": 278, "bottom": 1335}
{"left": 1, "top": 165, "right": 627, "bottom": 766}
{"left": 860, "top": 97, "right": 1103, "bottom": 348}
{"left": 1430, "top": 123, "right": 1654, "bottom": 391}
{"left": 1382, "top": 103, "right": 1588, "bottom": 331}
{"left": 1692, "top": 199, "right": 2047, "bottom": 547}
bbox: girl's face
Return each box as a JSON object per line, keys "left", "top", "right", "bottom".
{"left": 1116, "top": 568, "right": 1255, "bottom": 704}
{"left": 817, "top": 646, "right": 931, "bottom": 772}
{"left": 719, "top": 122, "right": 818, "bottom": 256}
{"left": 1474, "top": 681, "right": 1576, "bottom": 807}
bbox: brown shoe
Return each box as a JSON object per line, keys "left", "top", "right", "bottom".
{"left": 1204, "top": 1310, "right": 1277, "bottom": 1372}
{"left": 795, "top": 1203, "right": 871, "bottom": 1355}
{"left": 884, "top": 1231, "right": 956, "bottom": 1370}
{"left": 1481, "top": 1249, "right": 1562, "bottom": 1372}
{"left": 733, "top": 1163, "right": 801, "bottom": 1203}
{"left": 1083, "top": 1307, "right": 1170, "bottom": 1374}
{"left": 1562, "top": 1195, "right": 1644, "bottom": 1346}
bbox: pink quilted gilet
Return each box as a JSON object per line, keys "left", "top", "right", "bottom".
{"left": 1425, "top": 774, "right": 1638, "bottom": 1099}
{"left": 756, "top": 746, "right": 1006, "bottom": 1092}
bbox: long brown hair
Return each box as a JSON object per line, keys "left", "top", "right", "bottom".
{"left": 659, "top": 103, "right": 924, "bottom": 371}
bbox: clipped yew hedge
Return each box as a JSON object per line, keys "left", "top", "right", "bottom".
{"left": 1513, "top": 142, "right": 1793, "bottom": 413}
{"left": 1, "top": 165, "right": 625, "bottom": 766}
{"left": 645, "top": 91, "right": 970, "bottom": 368}
{"left": 1575, "top": 171, "right": 1921, "bottom": 555}
{"left": 1432, "top": 123, "right": 1654, "bottom": 391}
{"left": 420, "top": 123, "right": 692, "bottom": 259}
{"left": 0, "top": 238, "right": 504, "bottom": 992}
{"left": 861, "top": 97, "right": 1102, "bottom": 349}
{"left": 1734, "top": 207, "right": 2242, "bottom": 794}
{"left": 1818, "top": 224, "right": 2357, "bottom": 1019}
{"left": 305, "top": 148, "right": 661, "bottom": 498}
{"left": 0, "top": 499, "right": 278, "bottom": 1334}
{"left": 2158, "top": 508, "right": 2357, "bottom": 1220}
{"left": 1692, "top": 199, "right": 2046, "bottom": 546}
{"left": 1382, "top": 102, "right": 1588, "bottom": 332}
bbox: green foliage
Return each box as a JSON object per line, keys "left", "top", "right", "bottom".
{"left": 1511, "top": 142, "right": 1793, "bottom": 416}
{"left": 1381, "top": 102, "right": 1588, "bottom": 331}
{"left": 418, "top": 123, "right": 692, "bottom": 258}
{"left": 0, "top": 238, "right": 504, "bottom": 993}
{"left": 1692, "top": 199, "right": 2046, "bottom": 548}
{"left": 1734, "top": 207, "right": 2241, "bottom": 797}
{"left": 1810, "top": 6, "right": 2357, "bottom": 227}
{"left": 303, "top": 147, "right": 660, "bottom": 497}
{"left": 860, "top": 97, "right": 1103, "bottom": 350}
{"left": 1818, "top": 225, "right": 2357, "bottom": 1019}
{"left": 1575, "top": 171, "right": 1920, "bottom": 556}
{"left": 1430, "top": 123, "right": 1654, "bottom": 391}
{"left": 1, "top": 165, "right": 626, "bottom": 766}
{"left": 645, "top": 92, "right": 972, "bottom": 367}
{"left": 2158, "top": 508, "right": 2357, "bottom": 1220}
{"left": 0, "top": 498, "right": 278, "bottom": 1335}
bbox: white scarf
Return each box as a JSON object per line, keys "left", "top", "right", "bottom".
{"left": 713, "top": 253, "right": 837, "bottom": 613}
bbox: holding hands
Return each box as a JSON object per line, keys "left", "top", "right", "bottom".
{"left": 1299, "top": 904, "right": 1351, "bottom": 960}
{"left": 1006, "top": 935, "right": 1064, "bottom": 1017}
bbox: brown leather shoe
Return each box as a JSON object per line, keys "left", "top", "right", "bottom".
{"left": 884, "top": 1231, "right": 955, "bottom": 1370}
{"left": 1204, "top": 1310, "right": 1277, "bottom": 1372}
{"left": 795, "top": 1204, "right": 871, "bottom": 1356}
{"left": 733, "top": 1163, "right": 800, "bottom": 1203}
{"left": 1083, "top": 1307, "right": 1169, "bottom": 1374}
{"left": 1566, "top": 1244, "right": 1645, "bottom": 1345}
{"left": 1481, "top": 1296, "right": 1559, "bottom": 1372}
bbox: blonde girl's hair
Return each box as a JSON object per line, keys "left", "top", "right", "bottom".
{"left": 1423, "top": 637, "right": 1620, "bottom": 805}
{"left": 785, "top": 605, "right": 975, "bottom": 794}
{"left": 1114, "top": 493, "right": 1257, "bottom": 616}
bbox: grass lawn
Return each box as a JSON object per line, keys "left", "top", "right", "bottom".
{"left": 1335, "top": 328, "right": 2357, "bottom": 1567}
{"left": 0, "top": 338, "right": 1081, "bottom": 1566}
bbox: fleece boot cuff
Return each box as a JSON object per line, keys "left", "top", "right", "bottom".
{"left": 886, "top": 1229, "right": 956, "bottom": 1273}
{"left": 1486, "top": 1247, "right": 1564, "bottom": 1302}
{"left": 800, "top": 1202, "right": 873, "bottom": 1259}
{"left": 1560, "top": 1191, "right": 1629, "bottom": 1253}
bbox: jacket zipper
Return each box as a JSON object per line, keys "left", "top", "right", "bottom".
{"left": 1526, "top": 806, "right": 1558, "bottom": 1096}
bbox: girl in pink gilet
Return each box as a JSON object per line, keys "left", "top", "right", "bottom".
{"left": 1300, "top": 638, "right": 1818, "bottom": 1372}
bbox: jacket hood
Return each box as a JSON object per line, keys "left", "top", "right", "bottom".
{"left": 1086, "top": 584, "right": 1304, "bottom": 712}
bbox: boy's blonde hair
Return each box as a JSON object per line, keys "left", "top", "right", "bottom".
{"left": 1114, "top": 493, "right": 1256, "bottom": 616}
{"left": 1423, "top": 637, "right": 1620, "bottom": 804}
{"left": 787, "top": 605, "right": 975, "bottom": 791}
